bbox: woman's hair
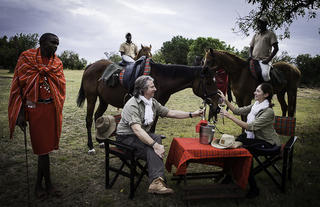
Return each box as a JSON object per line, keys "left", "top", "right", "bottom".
{"left": 259, "top": 83, "right": 274, "bottom": 107}
{"left": 133, "top": 75, "right": 154, "bottom": 98}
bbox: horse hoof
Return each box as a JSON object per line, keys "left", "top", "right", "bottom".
{"left": 88, "top": 149, "right": 96, "bottom": 154}
{"left": 99, "top": 143, "right": 105, "bottom": 148}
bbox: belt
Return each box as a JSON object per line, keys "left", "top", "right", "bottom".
{"left": 38, "top": 98, "right": 53, "bottom": 104}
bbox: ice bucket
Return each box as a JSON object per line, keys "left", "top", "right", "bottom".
{"left": 199, "top": 125, "right": 215, "bottom": 144}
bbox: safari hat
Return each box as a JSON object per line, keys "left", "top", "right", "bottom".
{"left": 95, "top": 115, "right": 116, "bottom": 140}
{"left": 211, "top": 134, "right": 242, "bottom": 149}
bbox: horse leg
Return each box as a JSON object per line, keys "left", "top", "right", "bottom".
{"left": 94, "top": 97, "right": 108, "bottom": 145}
{"left": 277, "top": 91, "right": 287, "bottom": 116}
{"left": 86, "top": 96, "right": 97, "bottom": 153}
{"left": 287, "top": 88, "right": 297, "bottom": 117}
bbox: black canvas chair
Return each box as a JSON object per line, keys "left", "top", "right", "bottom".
{"left": 104, "top": 115, "right": 148, "bottom": 199}
{"left": 250, "top": 116, "right": 298, "bottom": 192}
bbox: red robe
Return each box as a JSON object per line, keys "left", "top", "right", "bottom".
{"left": 8, "top": 48, "right": 66, "bottom": 154}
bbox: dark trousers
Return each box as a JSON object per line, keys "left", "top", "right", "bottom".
{"left": 236, "top": 133, "right": 274, "bottom": 191}
{"left": 116, "top": 133, "right": 164, "bottom": 183}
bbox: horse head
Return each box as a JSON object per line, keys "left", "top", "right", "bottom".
{"left": 135, "top": 44, "right": 152, "bottom": 60}
{"left": 202, "top": 48, "right": 220, "bottom": 73}
{"left": 192, "top": 65, "right": 220, "bottom": 122}
{"left": 201, "top": 48, "right": 226, "bottom": 121}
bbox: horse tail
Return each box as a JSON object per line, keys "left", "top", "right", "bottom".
{"left": 77, "top": 79, "right": 86, "bottom": 107}
{"left": 77, "top": 64, "right": 92, "bottom": 107}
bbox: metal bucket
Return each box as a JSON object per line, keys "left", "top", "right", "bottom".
{"left": 199, "top": 125, "right": 215, "bottom": 144}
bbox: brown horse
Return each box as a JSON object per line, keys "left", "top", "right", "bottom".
{"left": 203, "top": 48, "right": 301, "bottom": 118}
{"left": 134, "top": 44, "right": 152, "bottom": 60}
{"left": 77, "top": 49, "right": 219, "bottom": 152}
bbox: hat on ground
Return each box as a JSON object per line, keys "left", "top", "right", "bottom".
{"left": 211, "top": 134, "right": 242, "bottom": 149}
{"left": 95, "top": 115, "right": 116, "bottom": 140}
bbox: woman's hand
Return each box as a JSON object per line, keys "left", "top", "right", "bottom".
{"left": 217, "top": 90, "right": 226, "bottom": 103}
{"left": 220, "top": 108, "right": 231, "bottom": 119}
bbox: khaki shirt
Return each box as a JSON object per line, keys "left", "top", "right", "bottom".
{"left": 250, "top": 30, "right": 278, "bottom": 61}
{"left": 116, "top": 96, "right": 169, "bottom": 135}
{"left": 119, "top": 42, "right": 138, "bottom": 59}
{"left": 232, "top": 104, "right": 280, "bottom": 146}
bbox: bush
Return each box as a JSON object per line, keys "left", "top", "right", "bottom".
{"left": 58, "top": 50, "right": 87, "bottom": 70}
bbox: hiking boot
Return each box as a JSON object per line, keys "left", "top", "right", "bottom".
{"left": 148, "top": 177, "right": 174, "bottom": 194}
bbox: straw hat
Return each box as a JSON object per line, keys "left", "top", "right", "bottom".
{"left": 211, "top": 134, "right": 242, "bottom": 149}
{"left": 95, "top": 115, "right": 116, "bottom": 140}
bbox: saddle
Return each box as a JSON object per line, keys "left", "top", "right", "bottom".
{"left": 249, "top": 59, "right": 285, "bottom": 86}
{"left": 99, "top": 56, "right": 151, "bottom": 92}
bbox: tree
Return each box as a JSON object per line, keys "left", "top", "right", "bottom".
{"left": 233, "top": 0, "right": 320, "bottom": 39}
{"left": 187, "top": 37, "right": 236, "bottom": 65}
{"left": 273, "top": 51, "right": 295, "bottom": 64}
{"left": 58, "top": 50, "right": 87, "bottom": 70}
{"left": 151, "top": 50, "right": 166, "bottom": 64}
{"left": 160, "top": 36, "right": 193, "bottom": 65}
{"left": 295, "top": 54, "right": 320, "bottom": 87}
{"left": 0, "top": 33, "right": 39, "bottom": 72}
{"left": 104, "top": 51, "right": 121, "bottom": 63}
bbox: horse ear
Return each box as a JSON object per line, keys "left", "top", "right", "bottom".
{"left": 150, "top": 44, "right": 152, "bottom": 49}
{"left": 141, "top": 44, "right": 144, "bottom": 49}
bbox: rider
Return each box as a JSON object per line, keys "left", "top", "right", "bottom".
{"left": 119, "top": 32, "right": 138, "bottom": 63}
{"left": 249, "top": 15, "right": 279, "bottom": 82}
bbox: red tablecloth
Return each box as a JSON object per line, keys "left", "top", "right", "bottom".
{"left": 165, "top": 138, "right": 252, "bottom": 189}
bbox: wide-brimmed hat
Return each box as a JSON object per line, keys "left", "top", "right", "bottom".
{"left": 211, "top": 134, "right": 242, "bottom": 149}
{"left": 95, "top": 115, "right": 116, "bottom": 140}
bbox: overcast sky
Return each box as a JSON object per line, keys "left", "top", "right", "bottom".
{"left": 0, "top": 0, "right": 319, "bottom": 63}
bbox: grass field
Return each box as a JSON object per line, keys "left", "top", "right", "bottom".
{"left": 0, "top": 69, "right": 319, "bottom": 207}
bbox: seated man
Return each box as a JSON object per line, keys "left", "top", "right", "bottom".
{"left": 119, "top": 32, "right": 138, "bottom": 63}
{"left": 116, "top": 75, "right": 203, "bottom": 194}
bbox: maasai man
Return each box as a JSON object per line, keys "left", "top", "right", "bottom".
{"left": 8, "top": 33, "right": 66, "bottom": 198}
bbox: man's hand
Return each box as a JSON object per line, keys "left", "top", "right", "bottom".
{"left": 16, "top": 108, "right": 27, "bottom": 131}
{"left": 153, "top": 142, "right": 165, "bottom": 159}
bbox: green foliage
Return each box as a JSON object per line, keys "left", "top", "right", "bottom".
{"left": 295, "top": 54, "right": 320, "bottom": 87}
{"left": 152, "top": 50, "right": 166, "bottom": 64}
{"left": 233, "top": 0, "right": 320, "bottom": 39}
{"left": 58, "top": 50, "right": 87, "bottom": 70}
{"left": 104, "top": 51, "right": 121, "bottom": 63}
{"left": 273, "top": 51, "right": 295, "bottom": 64}
{"left": 0, "top": 33, "right": 39, "bottom": 72}
{"left": 160, "top": 36, "right": 193, "bottom": 65}
{"left": 187, "top": 37, "right": 236, "bottom": 65}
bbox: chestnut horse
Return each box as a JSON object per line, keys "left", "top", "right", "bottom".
{"left": 77, "top": 49, "right": 219, "bottom": 152}
{"left": 203, "top": 48, "right": 301, "bottom": 119}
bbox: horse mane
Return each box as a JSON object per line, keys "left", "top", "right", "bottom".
{"left": 150, "top": 61, "right": 202, "bottom": 79}
{"left": 217, "top": 50, "right": 246, "bottom": 63}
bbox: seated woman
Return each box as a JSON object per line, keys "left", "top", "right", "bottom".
{"left": 218, "top": 83, "right": 280, "bottom": 198}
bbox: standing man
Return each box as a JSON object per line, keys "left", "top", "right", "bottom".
{"left": 249, "top": 16, "right": 279, "bottom": 81}
{"left": 8, "top": 33, "right": 66, "bottom": 198}
{"left": 116, "top": 75, "right": 204, "bottom": 194}
{"left": 119, "top": 32, "right": 138, "bottom": 62}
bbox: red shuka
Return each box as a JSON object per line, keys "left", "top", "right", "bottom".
{"left": 8, "top": 48, "right": 66, "bottom": 144}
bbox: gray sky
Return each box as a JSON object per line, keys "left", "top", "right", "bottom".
{"left": 0, "top": 0, "right": 319, "bottom": 63}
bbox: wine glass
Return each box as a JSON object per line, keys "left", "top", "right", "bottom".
{"left": 218, "top": 103, "right": 226, "bottom": 124}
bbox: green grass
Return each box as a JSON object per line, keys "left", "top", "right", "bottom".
{"left": 0, "top": 69, "right": 319, "bottom": 207}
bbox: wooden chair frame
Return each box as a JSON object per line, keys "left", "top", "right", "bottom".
{"left": 251, "top": 116, "right": 298, "bottom": 192}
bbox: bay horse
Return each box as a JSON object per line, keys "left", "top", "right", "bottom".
{"left": 203, "top": 48, "right": 301, "bottom": 119}
{"left": 77, "top": 50, "right": 219, "bottom": 153}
